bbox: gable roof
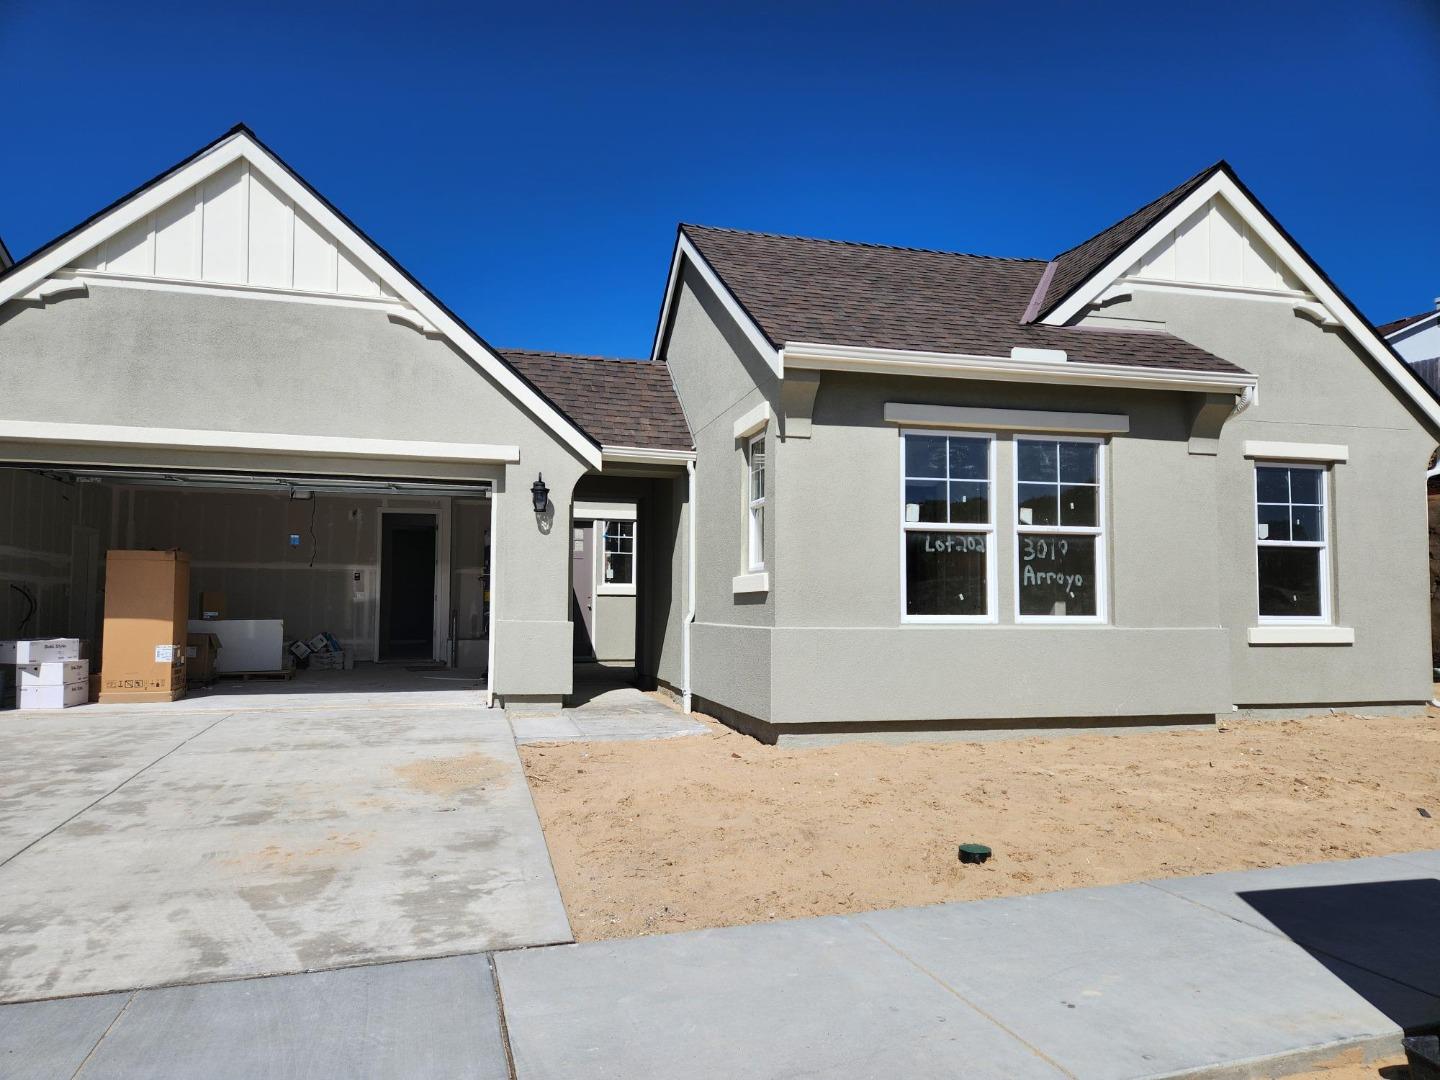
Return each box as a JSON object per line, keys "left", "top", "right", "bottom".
{"left": 1029, "top": 163, "right": 1221, "bottom": 323}
{"left": 679, "top": 224, "right": 1247, "bottom": 376}
{"left": 1378, "top": 310, "right": 1437, "bottom": 337}
{"left": 500, "top": 351, "right": 692, "bottom": 451}
{"left": 0, "top": 124, "right": 607, "bottom": 468}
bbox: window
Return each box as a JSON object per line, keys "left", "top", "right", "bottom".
{"left": 747, "top": 432, "right": 766, "bottom": 572}
{"left": 901, "top": 431, "right": 994, "bottom": 620}
{"left": 1015, "top": 437, "right": 1104, "bottom": 621}
{"left": 1255, "top": 464, "right": 1328, "bottom": 621}
{"left": 600, "top": 520, "right": 636, "bottom": 591}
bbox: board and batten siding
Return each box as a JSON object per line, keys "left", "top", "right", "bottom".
{"left": 71, "top": 159, "right": 398, "bottom": 300}
{"left": 1124, "top": 196, "right": 1304, "bottom": 294}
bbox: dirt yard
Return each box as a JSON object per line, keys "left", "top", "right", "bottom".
{"left": 1286, "top": 1050, "right": 1407, "bottom": 1079}
{"left": 520, "top": 710, "right": 1440, "bottom": 942}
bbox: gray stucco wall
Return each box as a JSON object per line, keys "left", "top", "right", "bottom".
{"left": 1089, "top": 291, "right": 1436, "bottom": 707}
{"left": 0, "top": 285, "right": 590, "bottom": 699}
{"left": 660, "top": 266, "right": 779, "bottom": 707}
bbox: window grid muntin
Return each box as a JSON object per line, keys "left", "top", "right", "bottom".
{"left": 1254, "top": 463, "right": 1330, "bottom": 623}
{"left": 1014, "top": 436, "right": 1106, "bottom": 622}
{"left": 747, "top": 431, "right": 766, "bottom": 572}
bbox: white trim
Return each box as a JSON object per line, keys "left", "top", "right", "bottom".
{"left": 1012, "top": 435, "right": 1108, "bottom": 625}
{"left": 18, "top": 278, "right": 89, "bottom": 304}
{"left": 732, "top": 401, "right": 772, "bottom": 441}
{"left": 781, "top": 341, "right": 1256, "bottom": 395}
{"left": 1243, "top": 441, "right": 1348, "bottom": 464}
{"left": 595, "top": 518, "right": 637, "bottom": 596}
{"left": 53, "top": 269, "right": 413, "bottom": 312}
{"left": 0, "top": 129, "right": 602, "bottom": 469}
{"left": 651, "top": 232, "right": 783, "bottom": 377}
{"left": 885, "top": 402, "right": 1129, "bottom": 435}
{"left": 1110, "top": 276, "right": 1312, "bottom": 305}
{"left": 486, "top": 485, "right": 498, "bottom": 706}
{"left": 574, "top": 500, "right": 637, "bottom": 521}
{"left": 732, "top": 571, "right": 770, "bottom": 594}
{"left": 601, "top": 446, "right": 696, "bottom": 466}
{"left": 899, "top": 429, "right": 998, "bottom": 624}
{"left": 1247, "top": 625, "right": 1353, "bottom": 646}
{"left": 0, "top": 419, "right": 520, "bottom": 465}
{"left": 682, "top": 459, "right": 696, "bottom": 712}
{"left": 1039, "top": 169, "right": 1440, "bottom": 432}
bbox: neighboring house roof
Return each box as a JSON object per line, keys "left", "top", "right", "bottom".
{"left": 680, "top": 223, "right": 1248, "bottom": 376}
{"left": 500, "top": 351, "right": 692, "bottom": 451}
{"left": 1032, "top": 163, "right": 1221, "bottom": 323}
{"left": 0, "top": 235, "right": 11, "bottom": 270}
{"left": 1378, "top": 310, "right": 1437, "bottom": 336}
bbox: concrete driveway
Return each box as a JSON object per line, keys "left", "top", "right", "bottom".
{"left": 0, "top": 674, "right": 571, "bottom": 1003}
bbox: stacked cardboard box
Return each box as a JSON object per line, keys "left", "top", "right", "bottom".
{"left": 295, "top": 631, "right": 352, "bottom": 671}
{"left": 100, "top": 550, "right": 189, "bottom": 704}
{"left": 1, "top": 640, "right": 89, "bottom": 710}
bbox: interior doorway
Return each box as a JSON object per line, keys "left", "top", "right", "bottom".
{"left": 379, "top": 512, "right": 437, "bottom": 661}
{"left": 572, "top": 520, "right": 596, "bottom": 659}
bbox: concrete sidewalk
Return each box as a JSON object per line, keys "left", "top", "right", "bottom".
{"left": 5, "top": 852, "right": 1440, "bottom": 1078}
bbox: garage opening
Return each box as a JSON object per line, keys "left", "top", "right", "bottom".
{"left": 0, "top": 465, "right": 493, "bottom": 707}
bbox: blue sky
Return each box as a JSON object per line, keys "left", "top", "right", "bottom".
{"left": 3, "top": 1, "right": 1437, "bottom": 356}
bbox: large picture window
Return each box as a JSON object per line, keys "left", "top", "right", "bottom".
{"left": 1015, "top": 437, "right": 1104, "bottom": 621}
{"left": 1255, "top": 464, "right": 1328, "bottom": 620}
{"left": 901, "top": 431, "right": 994, "bottom": 620}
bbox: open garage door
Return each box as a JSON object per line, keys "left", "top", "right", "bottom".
{"left": 1, "top": 463, "right": 494, "bottom": 703}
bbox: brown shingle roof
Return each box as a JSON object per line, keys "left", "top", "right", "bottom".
{"left": 500, "top": 350, "right": 692, "bottom": 452}
{"left": 1377, "top": 310, "right": 1436, "bottom": 336}
{"left": 681, "top": 223, "right": 1248, "bottom": 377}
{"left": 1031, "top": 164, "right": 1222, "bottom": 322}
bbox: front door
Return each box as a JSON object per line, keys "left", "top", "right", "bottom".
{"left": 572, "top": 521, "right": 595, "bottom": 659}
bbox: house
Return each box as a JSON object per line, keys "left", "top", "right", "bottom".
{"left": 1, "top": 126, "right": 1435, "bottom": 740}
{"left": 1380, "top": 304, "right": 1440, "bottom": 397}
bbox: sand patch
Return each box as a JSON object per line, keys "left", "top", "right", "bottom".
{"left": 521, "top": 711, "right": 1440, "bottom": 942}
{"left": 396, "top": 750, "right": 510, "bottom": 796}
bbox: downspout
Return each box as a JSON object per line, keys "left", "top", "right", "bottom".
{"left": 682, "top": 458, "right": 696, "bottom": 713}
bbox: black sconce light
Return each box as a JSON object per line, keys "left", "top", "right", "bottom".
{"left": 530, "top": 474, "right": 550, "bottom": 515}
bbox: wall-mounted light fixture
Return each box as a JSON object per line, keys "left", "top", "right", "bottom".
{"left": 530, "top": 474, "right": 550, "bottom": 515}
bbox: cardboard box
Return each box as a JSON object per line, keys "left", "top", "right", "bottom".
{"left": 100, "top": 550, "right": 189, "bottom": 704}
{"left": 186, "top": 633, "right": 221, "bottom": 687}
{"left": 199, "top": 591, "right": 227, "bottom": 620}
{"left": 307, "top": 634, "right": 330, "bottom": 653}
{"left": 19, "top": 659, "right": 90, "bottom": 688}
{"left": 13, "top": 639, "right": 85, "bottom": 663}
{"left": 20, "top": 679, "right": 88, "bottom": 710}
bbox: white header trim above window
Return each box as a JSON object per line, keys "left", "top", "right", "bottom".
{"left": 885, "top": 403, "right": 1129, "bottom": 435}
{"left": 574, "top": 500, "right": 637, "bottom": 521}
{"left": 1243, "top": 441, "right": 1348, "bottom": 464}
{"left": 733, "top": 401, "right": 772, "bottom": 441}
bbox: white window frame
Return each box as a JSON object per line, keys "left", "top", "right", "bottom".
{"left": 1013, "top": 435, "right": 1108, "bottom": 625}
{"left": 746, "top": 431, "right": 766, "bottom": 573}
{"left": 1254, "top": 462, "right": 1330, "bottom": 625}
{"left": 597, "top": 518, "right": 637, "bottom": 596}
{"left": 899, "top": 429, "right": 998, "bottom": 624}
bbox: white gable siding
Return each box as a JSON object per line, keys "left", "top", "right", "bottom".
{"left": 1126, "top": 196, "right": 1305, "bottom": 294}
{"left": 71, "top": 159, "right": 398, "bottom": 301}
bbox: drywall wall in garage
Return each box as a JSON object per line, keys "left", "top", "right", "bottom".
{"left": 119, "top": 487, "right": 481, "bottom": 662}
{"left": 0, "top": 470, "right": 111, "bottom": 645}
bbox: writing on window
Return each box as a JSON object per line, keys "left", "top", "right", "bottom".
{"left": 901, "top": 431, "right": 993, "bottom": 619}
{"left": 1015, "top": 438, "right": 1103, "bottom": 620}
{"left": 602, "top": 520, "right": 635, "bottom": 588}
{"left": 1255, "top": 464, "right": 1327, "bottom": 620}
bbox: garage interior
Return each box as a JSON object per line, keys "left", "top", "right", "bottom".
{"left": 0, "top": 466, "right": 494, "bottom": 700}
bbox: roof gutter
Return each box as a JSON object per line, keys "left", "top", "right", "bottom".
{"left": 778, "top": 341, "right": 1257, "bottom": 396}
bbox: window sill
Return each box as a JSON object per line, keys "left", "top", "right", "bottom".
{"left": 596, "top": 585, "right": 636, "bottom": 597}
{"left": 1247, "top": 625, "right": 1354, "bottom": 646}
{"left": 732, "top": 572, "right": 770, "bottom": 595}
